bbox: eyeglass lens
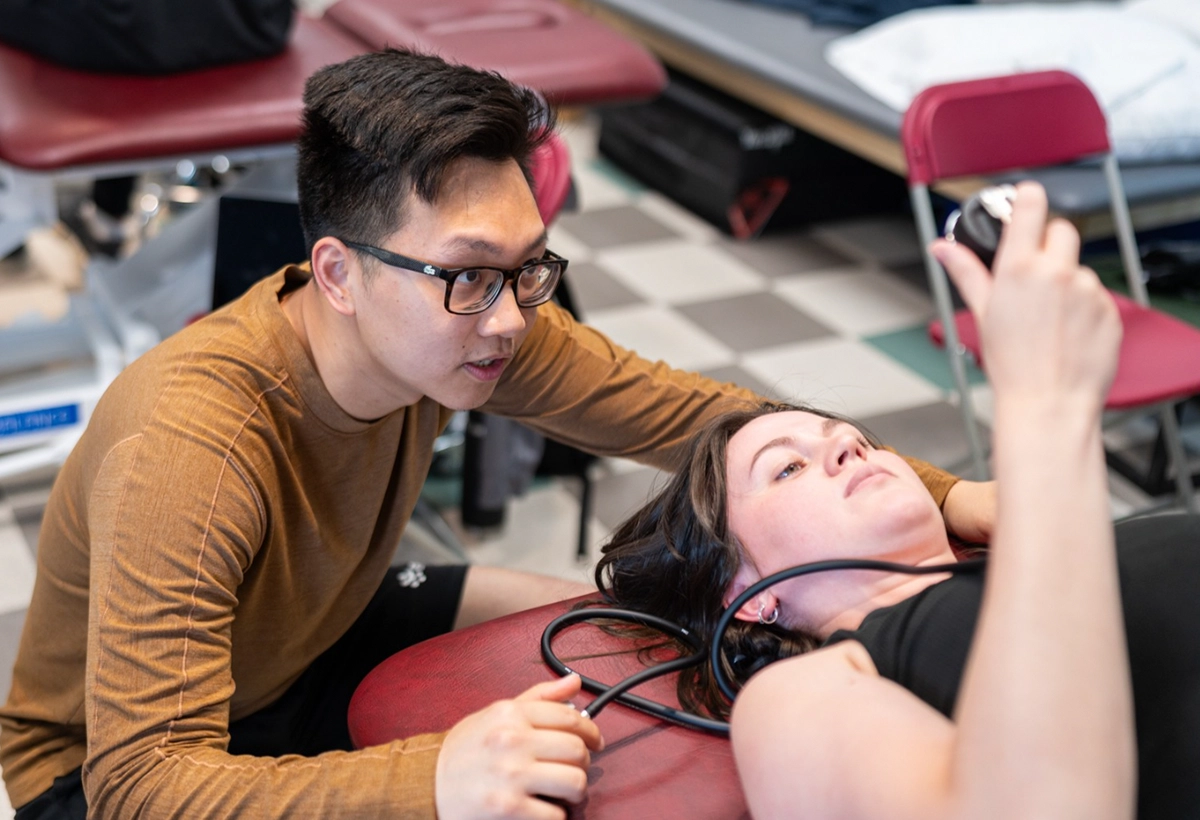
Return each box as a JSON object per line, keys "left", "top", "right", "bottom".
{"left": 449, "top": 260, "right": 562, "bottom": 314}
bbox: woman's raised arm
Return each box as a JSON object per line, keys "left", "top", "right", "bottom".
{"left": 732, "top": 182, "right": 1135, "bottom": 819}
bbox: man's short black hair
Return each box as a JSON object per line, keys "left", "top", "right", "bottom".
{"left": 296, "top": 48, "right": 555, "bottom": 254}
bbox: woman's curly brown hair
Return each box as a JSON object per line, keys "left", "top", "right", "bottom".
{"left": 594, "top": 400, "right": 882, "bottom": 719}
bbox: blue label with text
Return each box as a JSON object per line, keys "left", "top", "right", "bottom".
{"left": 0, "top": 404, "right": 79, "bottom": 438}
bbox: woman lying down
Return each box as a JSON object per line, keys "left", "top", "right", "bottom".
{"left": 597, "top": 181, "right": 1197, "bottom": 819}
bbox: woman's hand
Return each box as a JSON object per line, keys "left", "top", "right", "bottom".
{"left": 931, "top": 181, "right": 1121, "bottom": 416}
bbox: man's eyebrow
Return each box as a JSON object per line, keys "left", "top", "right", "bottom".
{"left": 444, "top": 231, "right": 549, "bottom": 261}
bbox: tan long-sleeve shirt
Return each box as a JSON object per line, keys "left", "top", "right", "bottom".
{"left": 0, "top": 265, "right": 957, "bottom": 816}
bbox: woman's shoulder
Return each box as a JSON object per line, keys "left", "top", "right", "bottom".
{"left": 742, "top": 640, "right": 880, "bottom": 699}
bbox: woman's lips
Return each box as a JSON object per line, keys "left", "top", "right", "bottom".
{"left": 845, "top": 464, "right": 889, "bottom": 496}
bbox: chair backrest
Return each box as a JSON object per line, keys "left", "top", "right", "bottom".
{"left": 901, "top": 70, "right": 1110, "bottom": 185}
{"left": 530, "top": 130, "right": 573, "bottom": 226}
{"left": 900, "top": 69, "right": 1141, "bottom": 481}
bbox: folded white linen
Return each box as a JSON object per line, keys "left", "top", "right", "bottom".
{"left": 826, "top": 1, "right": 1200, "bottom": 163}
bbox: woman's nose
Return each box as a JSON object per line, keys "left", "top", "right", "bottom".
{"left": 825, "top": 432, "right": 865, "bottom": 473}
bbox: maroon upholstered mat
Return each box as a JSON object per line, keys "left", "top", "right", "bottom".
{"left": 349, "top": 595, "right": 747, "bottom": 819}
{"left": 0, "top": 16, "right": 366, "bottom": 170}
{"left": 324, "top": 0, "right": 665, "bottom": 106}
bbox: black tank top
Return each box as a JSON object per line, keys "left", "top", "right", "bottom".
{"left": 823, "top": 514, "right": 1200, "bottom": 819}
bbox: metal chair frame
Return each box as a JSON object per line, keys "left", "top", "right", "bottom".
{"left": 902, "top": 70, "right": 1196, "bottom": 511}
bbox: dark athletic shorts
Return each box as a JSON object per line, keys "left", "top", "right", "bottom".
{"left": 14, "top": 562, "right": 467, "bottom": 819}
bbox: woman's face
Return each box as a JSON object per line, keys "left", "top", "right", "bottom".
{"left": 725, "top": 411, "right": 946, "bottom": 584}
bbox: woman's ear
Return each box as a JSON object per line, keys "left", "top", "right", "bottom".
{"left": 310, "top": 237, "right": 357, "bottom": 317}
{"left": 724, "top": 564, "right": 777, "bottom": 624}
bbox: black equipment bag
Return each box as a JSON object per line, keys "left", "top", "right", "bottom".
{"left": 0, "top": 0, "right": 295, "bottom": 75}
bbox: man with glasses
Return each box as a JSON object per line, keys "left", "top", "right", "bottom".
{"left": 0, "top": 49, "right": 994, "bottom": 819}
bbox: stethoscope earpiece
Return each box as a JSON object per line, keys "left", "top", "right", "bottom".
{"left": 944, "top": 184, "right": 1017, "bottom": 269}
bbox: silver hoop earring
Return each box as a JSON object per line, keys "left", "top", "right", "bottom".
{"left": 757, "top": 601, "right": 779, "bottom": 626}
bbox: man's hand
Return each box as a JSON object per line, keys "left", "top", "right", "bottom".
{"left": 435, "top": 674, "right": 603, "bottom": 820}
{"left": 941, "top": 479, "right": 997, "bottom": 545}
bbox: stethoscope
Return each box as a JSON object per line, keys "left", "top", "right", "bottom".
{"left": 541, "top": 556, "right": 987, "bottom": 735}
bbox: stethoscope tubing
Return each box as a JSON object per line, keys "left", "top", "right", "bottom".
{"left": 541, "top": 558, "right": 987, "bottom": 734}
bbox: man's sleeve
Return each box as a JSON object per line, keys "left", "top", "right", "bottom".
{"left": 900, "top": 453, "right": 959, "bottom": 508}
{"left": 80, "top": 431, "right": 444, "bottom": 819}
{"left": 488, "top": 302, "right": 960, "bottom": 500}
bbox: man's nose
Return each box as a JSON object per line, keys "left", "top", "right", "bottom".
{"left": 477, "top": 284, "right": 527, "bottom": 338}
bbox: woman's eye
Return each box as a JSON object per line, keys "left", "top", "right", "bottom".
{"left": 776, "top": 461, "right": 805, "bottom": 480}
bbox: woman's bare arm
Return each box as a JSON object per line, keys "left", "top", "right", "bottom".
{"left": 731, "top": 183, "right": 1135, "bottom": 819}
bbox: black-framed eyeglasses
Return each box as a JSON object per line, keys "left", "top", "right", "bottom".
{"left": 342, "top": 240, "right": 568, "bottom": 316}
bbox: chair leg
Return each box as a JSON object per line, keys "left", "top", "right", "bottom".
{"left": 411, "top": 496, "right": 472, "bottom": 564}
{"left": 910, "top": 184, "right": 990, "bottom": 480}
{"left": 576, "top": 470, "right": 593, "bottom": 562}
{"left": 1157, "top": 403, "right": 1198, "bottom": 513}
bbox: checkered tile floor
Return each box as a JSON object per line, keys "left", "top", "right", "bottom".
{"left": 0, "top": 113, "right": 1193, "bottom": 816}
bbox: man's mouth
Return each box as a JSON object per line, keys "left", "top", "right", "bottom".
{"left": 462, "top": 357, "right": 508, "bottom": 381}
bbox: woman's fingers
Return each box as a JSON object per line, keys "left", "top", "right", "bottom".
{"left": 995, "top": 181, "right": 1049, "bottom": 264}
{"left": 1043, "top": 216, "right": 1081, "bottom": 265}
{"left": 932, "top": 237, "right": 992, "bottom": 318}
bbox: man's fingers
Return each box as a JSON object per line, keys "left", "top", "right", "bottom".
{"left": 932, "top": 238, "right": 992, "bottom": 317}
{"left": 516, "top": 673, "right": 582, "bottom": 704}
{"left": 521, "top": 700, "right": 605, "bottom": 751}
{"left": 526, "top": 761, "right": 591, "bottom": 804}
{"left": 526, "top": 727, "right": 593, "bottom": 768}
{"left": 514, "top": 796, "right": 569, "bottom": 820}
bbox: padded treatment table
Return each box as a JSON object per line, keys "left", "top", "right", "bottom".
{"left": 559, "top": 0, "right": 1200, "bottom": 235}
{"left": 0, "top": 16, "right": 365, "bottom": 173}
{"left": 323, "top": 0, "right": 667, "bottom": 106}
{"left": 0, "top": 15, "right": 367, "bottom": 479}
{"left": 349, "top": 595, "right": 748, "bottom": 819}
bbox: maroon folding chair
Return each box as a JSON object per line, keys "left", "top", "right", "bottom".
{"left": 903, "top": 69, "right": 1200, "bottom": 510}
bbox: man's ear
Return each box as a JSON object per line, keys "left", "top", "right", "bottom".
{"left": 310, "top": 237, "right": 357, "bottom": 318}
{"left": 724, "top": 563, "right": 777, "bottom": 624}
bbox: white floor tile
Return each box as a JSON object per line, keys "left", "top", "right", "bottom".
{"left": 459, "top": 483, "right": 607, "bottom": 583}
{"left": 597, "top": 456, "right": 649, "bottom": 477}
{"left": 0, "top": 522, "right": 35, "bottom": 615}
{"left": 597, "top": 240, "right": 765, "bottom": 305}
{"left": 965, "top": 383, "right": 996, "bottom": 428}
{"left": 558, "top": 114, "right": 602, "bottom": 164}
{"left": 583, "top": 304, "right": 736, "bottom": 373}
{"left": 741, "top": 337, "right": 944, "bottom": 419}
{"left": 571, "top": 162, "right": 638, "bottom": 212}
{"left": 774, "top": 267, "right": 935, "bottom": 337}
{"left": 636, "top": 191, "right": 723, "bottom": 243}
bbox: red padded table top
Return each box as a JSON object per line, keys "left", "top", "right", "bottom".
{"left": 324, "top": 0, "right": 666, "bottom": 106}
{"left": 0, "top": 15, "right": 367, "bottom": 171}
{"left": 349, "top": 595, "right": 747, "bottom": 819}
